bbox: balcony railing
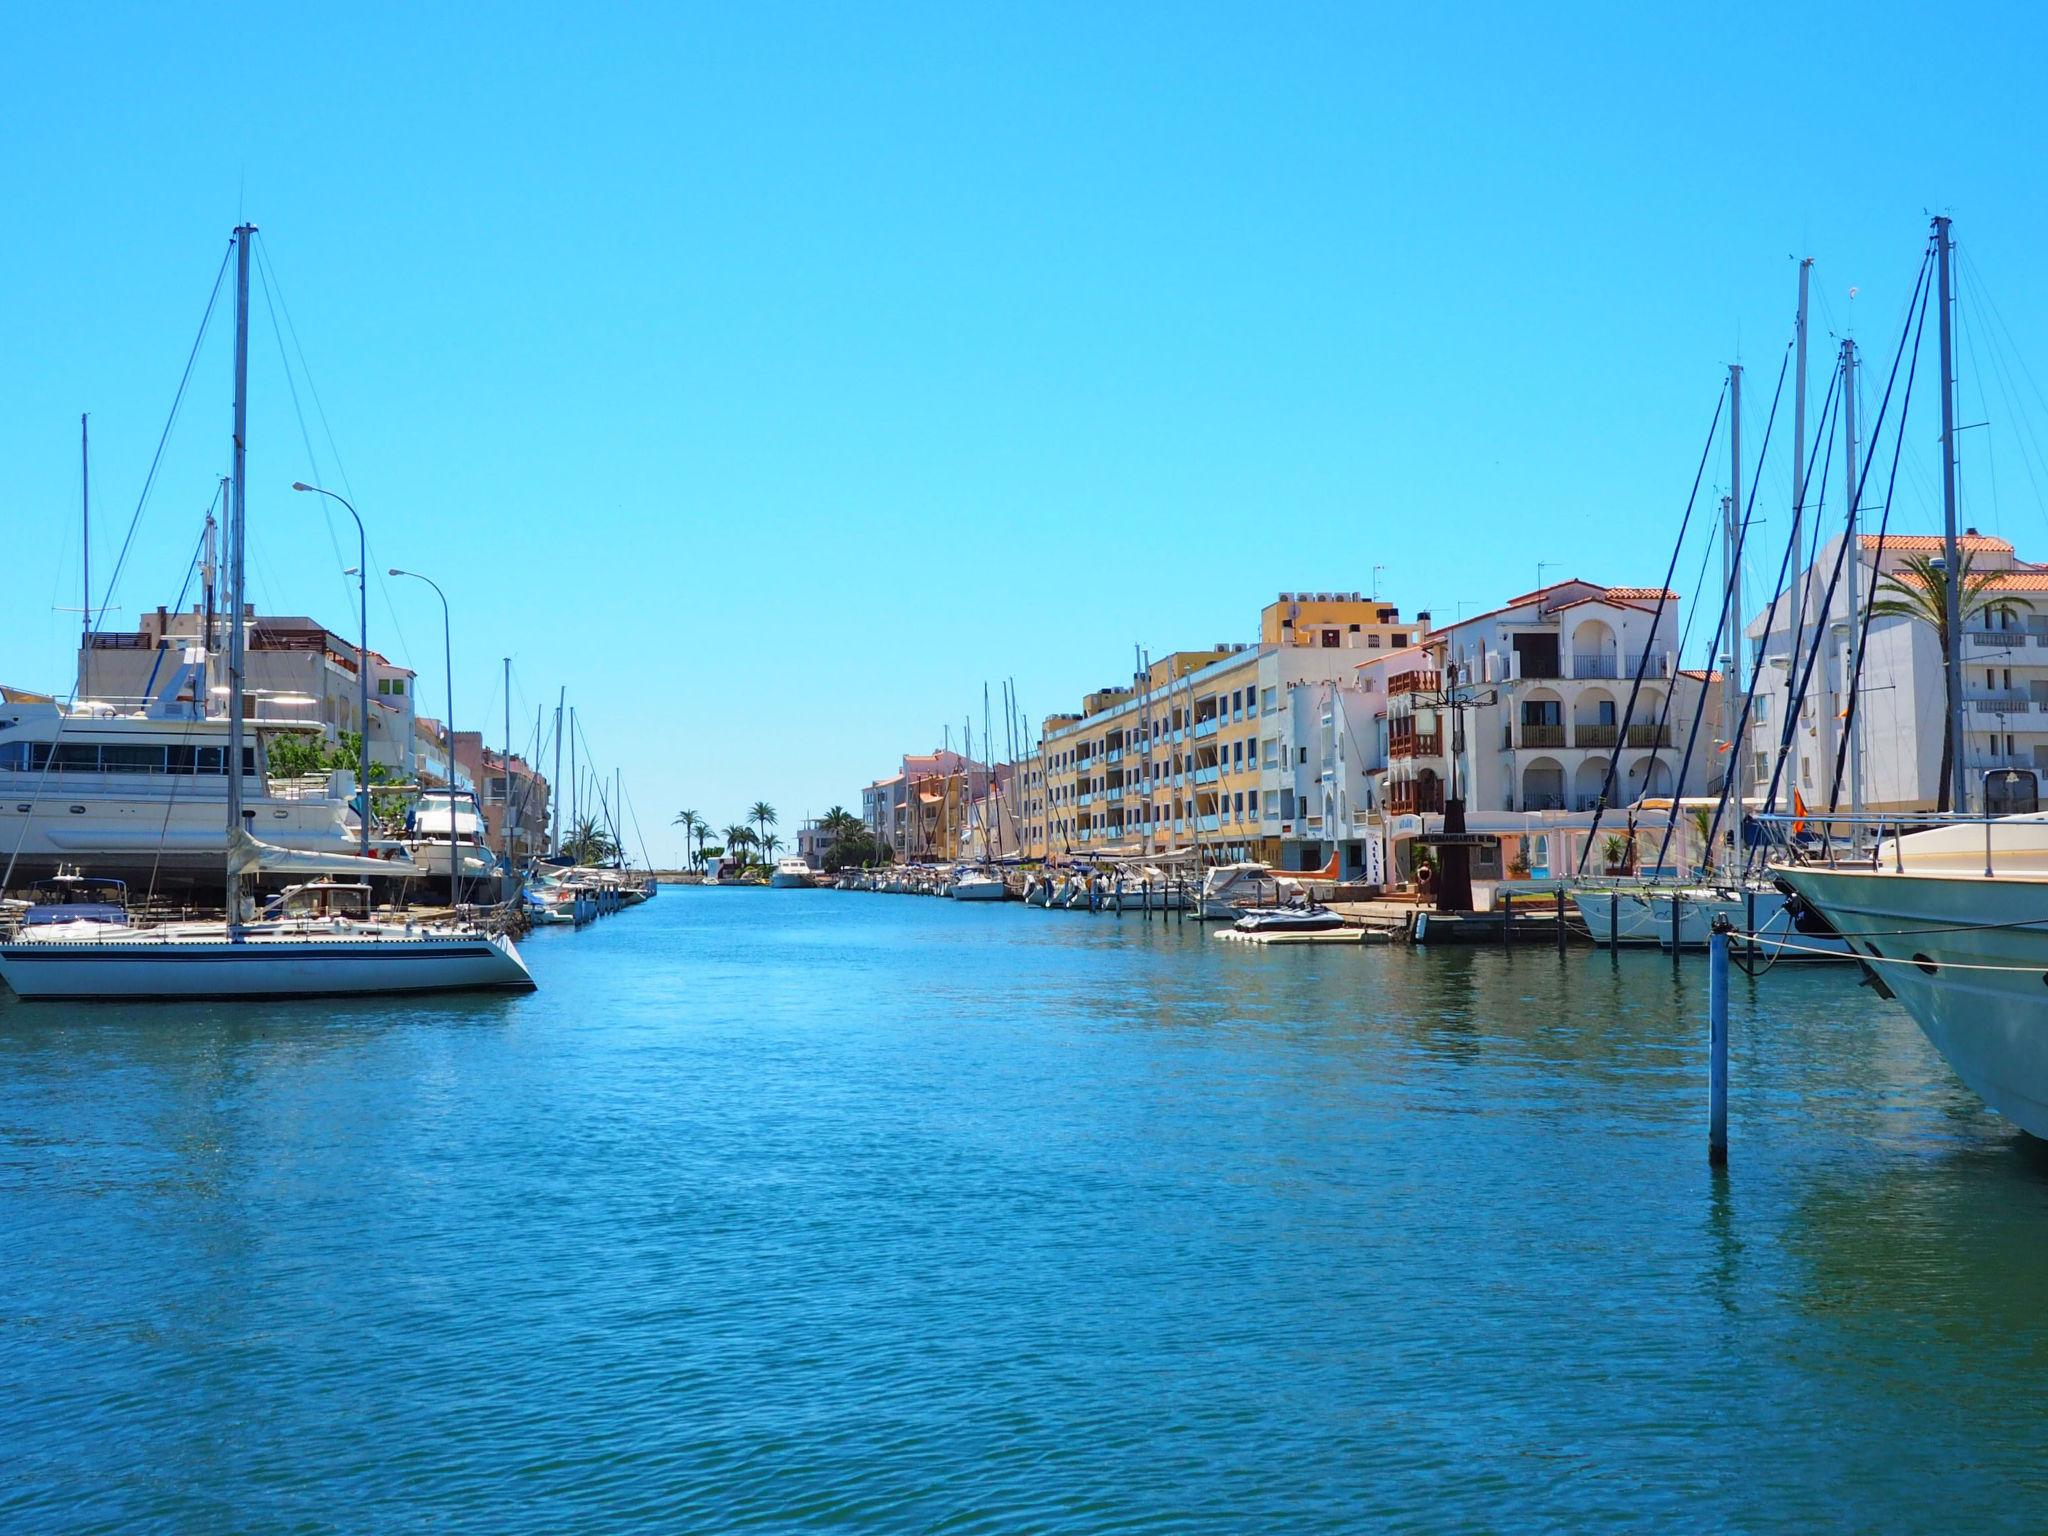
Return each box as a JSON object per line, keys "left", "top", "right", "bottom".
{"left": 1193, "top": 718, "right": 1220, "bottom": 738}
{"left": 1575, "top": 723, "right": 1619, "bottom": 748}
{"left": 1388, "top": 730, "right": 1442, "bottom": 761}
{"left": 1518, "top": 724, "right": 1567, "bottom": 748}
{"left": 1965, "top": 630, "right": 2028, "bottom": 651}
{"left": 1388, "top": 669, "right": 1440, "bottom": 696}
{"left": 1970, "top": 695, "right": 2032, "bottom": 714}
{"left": 1192, "top": 766, "right": 1220, "bottom": 785}
{"left": 1386, "top": 781, "right": 1444, "bottom": 814}
{"left": 1626, "top": 723, "right": 1672, "bottom": 748}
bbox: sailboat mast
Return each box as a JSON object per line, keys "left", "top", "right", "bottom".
{"left": 569, "top": 705, "right": 579, "bottom": 858}
{"left": 226, "top": 224, "right": 255, "bottom": 926}
{"left": 1787, "top": 258, "right": 1812, "bottom": 815}
{"left": 1841, "top": 338, "right": 1865, "bottom": 826}
{"left": 80, "top": 414, "right": 90, "bottom": 639}
{"left": 1722, "top": 363, "right": 1744, "bottom": 870}
{"left": 503, "top": 656, "right": 514, "bottom": 888}
{"left": 1934, "top": 214, "right": 1967, "bottom": 813}
{"left": 551, "top": 687, "right": 564, "bottom": 855}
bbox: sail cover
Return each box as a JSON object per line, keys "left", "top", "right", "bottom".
{"left": 228, "top": 829, "right": 421, "bottom": 880}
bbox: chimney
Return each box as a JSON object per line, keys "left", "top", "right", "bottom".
{"left": 1416, "top": 609, "right": 1432, "bottom": 629}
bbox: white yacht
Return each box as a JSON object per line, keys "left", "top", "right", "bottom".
{"left": 770, "top": 856, "right": 814, "bottom": 889}
{"left": 405, "top": 789, "right": 499, "bottom": 895}
{"left": 1776, "top": 814, "right": 2048, "bottom": 1137}
{"left": 0, "top": 670, "right": 378, "bottom": 891}
{"left": 1572, "top": 883, "right": 1854, "bottom": 958}
{"left": 948, "top": 869, "right": 1006, "bottom": 901}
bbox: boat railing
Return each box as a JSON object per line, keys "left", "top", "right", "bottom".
{"left": 1752, "top": 808, "right": 2040, "bottom": 880}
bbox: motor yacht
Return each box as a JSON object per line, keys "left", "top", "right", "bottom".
{"left": 770, "top": 857, "right": 814, "bottom": 889}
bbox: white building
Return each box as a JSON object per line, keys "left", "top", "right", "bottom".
{"left": 1745, "top": 530, "right": 2047, "bottom": 814}
{"left": 1364, "top": 581, "right": 1721, "bottom": 885}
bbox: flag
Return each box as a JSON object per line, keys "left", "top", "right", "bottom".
{"left": 1793, "top": 789, "right": 1808, "bottom": 837}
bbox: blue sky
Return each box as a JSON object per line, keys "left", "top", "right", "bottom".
{"left": 5, "top": 2, "right": 2046, "bottom": 862}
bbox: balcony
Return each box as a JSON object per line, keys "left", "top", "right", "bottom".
{"left": 1388, "top": 730, "right": 1442, "bottom": 761}
{"left": 1964, "top": 629, "right": 2028, "bottom": 652}
{"left": 1193, "top": 718, "right": 1221, "bottom": 739}
{"left": 1575, "top": 723, "right": 1619, "bottom": 748}
{"left": 1197, "top": 815, "right": 1220, "bottom": 832}
{"left": 1388, "top": 669, "right": 1440, "bottom": 697}
{"left": 1192, "top": 766, "right": 1220, "bottom": 785}
{"left": 1106, "top": 747, "right": 1124, "bottom": 763}
{"left": 1969, "top": 695, "right": 2033, "bottom": 715}
{"left": 1626, "top": 723, "right": 1672, "bottom": 748}
{"left": 1386, "top": 781, "right": 1444, "bottom": 815}
{"left": 1518, "top": 724, "right": 1567, "bottom": 748}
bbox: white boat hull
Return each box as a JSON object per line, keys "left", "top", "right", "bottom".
{"left": 1777, "top": 866, "right": 2048, "bottom": 1137}
{"left": 0, "top": 928, "right": 534, "bottom": 1000}
{"left": 1572, "top": 886, "right": 1854, "bottom": 958}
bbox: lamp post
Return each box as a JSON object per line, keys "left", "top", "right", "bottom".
{"left": 390, "top": 567, "right": 459, "bottom": 914}
{"left": 291, "top": 482, "right": 373, "bottom": 855}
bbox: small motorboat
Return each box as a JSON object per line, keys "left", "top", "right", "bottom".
{"left": 770, "top": 857, "right": 815, "bottom": 889}
{"left": 1232, "top": 899, "right": 1347, "bottom": 936}
{"left": 949, "top": 871, "right": 1007, "bottom": 902}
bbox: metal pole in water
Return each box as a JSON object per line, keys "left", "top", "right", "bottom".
{"left": 1556, "top": 889, "right": 1567, "bottom": 954}
{"left": 1609, "top": 890, "right": 1618, "bottom": 949}
{"left": 1709, "top": 917, "right": 1730, "bottom": 1167}
{"left": 1671, "top": 892, "right": 1682, "bottom": 955}
{"left": 1501, "top": 890, "right": 1512, "bottom": 951}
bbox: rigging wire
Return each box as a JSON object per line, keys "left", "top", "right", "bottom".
{"left": 1575, "top": 379, "right": 1726, "bottom": 876}
{"left": 1829, "top": 248, "right": 1938, "bottom": 809}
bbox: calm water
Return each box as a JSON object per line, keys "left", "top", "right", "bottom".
{"left": 4, "top": 888, "right": 2047, "bottom": 1531}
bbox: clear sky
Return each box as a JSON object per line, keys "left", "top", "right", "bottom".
{"left": 5, "top": 2, "right": 2045, "bottom": 863}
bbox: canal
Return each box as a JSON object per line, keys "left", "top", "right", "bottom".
{"left": 4, "top": 886, "right": 2044, "bottom": 1529}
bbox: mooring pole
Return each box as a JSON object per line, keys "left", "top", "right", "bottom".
{"left": 1556, "top": 889, "right": 1567, "bottom": 955}
{"left": 1671, "top": 893, "right": 1682, "bottom": 955}
{"left": 1501, "top": 890, "right": 1512, "bottom": 951}
{"left": 1609, "top": 892, "right": 1618, "bottom": 949}
{"left": 1708, "top": 917, "right": 1730, "bottom": 1166}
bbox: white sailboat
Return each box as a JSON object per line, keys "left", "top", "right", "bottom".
{"left": 0, "top": 225, "right": 533, "bottom": 1002}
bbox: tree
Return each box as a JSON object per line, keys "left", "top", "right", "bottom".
{"left": 749, "top": 801, "right": 777, "bottom": 858}
{"left": 671, "top": 808, "right": 706, "bottom": 864}
{"left": 820, "top": 805, "right": 861, "bottom": 838}
{"left": 822, "top": 827, "right": 882, "bottom": 871}
{"left": 1868, "top": 550, "right": 2019, "bottom": 812}
{"left": 760, "top": 833, "right": 783, "bottom": 862}
{"left": 565, "top": 816, "right": 619, "bottom": 866}
{"left": 722, "top": 824, "right": 756, "bottom": 867}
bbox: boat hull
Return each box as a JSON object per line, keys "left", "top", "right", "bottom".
{"left": 1776, "top": 866, "right": 2048, "bottom": 1137}
{"left": 0, "top": 930, "right": 535, "bottom": 1000}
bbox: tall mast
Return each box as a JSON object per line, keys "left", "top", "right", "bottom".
{"left": 1137, "top": 644, "right": 1154, "bottom": 857}
{"left": 1786, "top": 258, "right": 1812, "bottom": 814}
{"left": 569, "top": 704, "right": 578, "bottom": 859}
{"left": 226, "top": 225, "right": 255, "bottom": 927}
{"left": 551, "top": 686, "right": 564, "bottom": 855}
{"left": 80, "top": 414, "right": 91, "bottom": 638}
{"left": 1934, "top": 215, "right": 1967, "bottom": 813}
{"left": 1841, "top": 338, "right": 1865, "bottom": 826}
{"left": 502, "top": 656, "right": 514, "bottom": 889}
{"left": 1722, "top": 363, "right": 1744, "bottom": 869}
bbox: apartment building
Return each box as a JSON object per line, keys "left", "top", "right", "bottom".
{"left": 1032, "top": 594, "right": 1424, "bottom": 863}
{"left": 1360, "top": 579, "right": 1719, "bottom": 882}
{"left": 77, "top": 602, "right": 421, "bottom": 777}
{"left": 1745, "top": 531, "right": 2046, "bottom": 814}
{"left": 861, "top": 750, "right": 989, "bottom": 861}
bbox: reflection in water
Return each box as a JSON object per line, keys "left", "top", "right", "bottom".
{"left": 1, "top": 890, "right": 2042, "bottom": 1531}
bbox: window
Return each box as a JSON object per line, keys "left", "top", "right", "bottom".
{"left": 378, "top": 677, "right": 406, "bottom": 697}
{"left": 1368, "top": 634, "right": 1382, "bottom": 648}
{"left": 1298, "top": 747, "right": 1308, "bottom": 765}
{"left": 1248, "top": 789, "right": 1259, "bottom": 814}
{"left": 1321, "top": 629, "right": 1340, "bottom": 647}
{"left": 1232, "top": 740, "right": 1243, "bottom": 769}
{"left": 54, "top": 744, "right": 100, "bottom": 772}
{"left": 1262, "top": 687, "right": 1276, "bottom": 714}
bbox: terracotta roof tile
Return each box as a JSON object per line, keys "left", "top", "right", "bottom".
{"left": 1863, "top": 533, "right": 2014, "bottom": 553}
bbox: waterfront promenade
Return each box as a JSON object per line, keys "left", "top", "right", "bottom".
{"left": 4, "top": 886, "right": 2045, "bottom": 1529}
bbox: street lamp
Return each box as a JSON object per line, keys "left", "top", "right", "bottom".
{"left": 291, "top": 482, "right": 373, "bottom": 855}
{"left": 389, "top": 566, "right": 459, "bottom": 914}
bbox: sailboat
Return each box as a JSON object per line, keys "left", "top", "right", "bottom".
{"left": 0, "top": 225, "right": 534, "bottom": 1001}
{"left": 1773, "top": 215, "right": 2048, "bottom": 1135}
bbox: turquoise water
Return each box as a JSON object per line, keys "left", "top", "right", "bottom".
{"left": 4, "top": 886, "right": 2047, "bottom": 1531}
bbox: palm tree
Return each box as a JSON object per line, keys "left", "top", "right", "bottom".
{"left": 1869, "top": 550, "right": 2019, "bottom": 811}
{"left": 749, "top": 801, "right": 777, "bottom": 857}
{"left": 568, "top": 816, "right": 618, "bottom": 866}
{"left": 722, "top": 824, "right": 756, "bottom": 867}
{"left": 760, "top": 833, "right": 784, "bottom": 863}
{"left": 820, "top": 805, "right": 861, "bottom": 838}
{"left": 671, "top": 809, "right": 706, "bottom": 864}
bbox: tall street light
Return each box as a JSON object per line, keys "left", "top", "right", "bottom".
{"left": 390, "top": 567, "right": 459, "bottom": 914}
{"left": 291, "top": 482, "right": 373, "bottom": 855}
